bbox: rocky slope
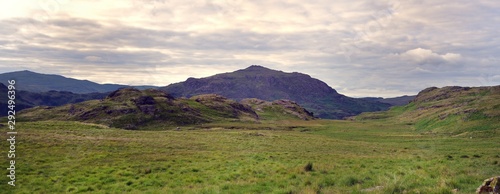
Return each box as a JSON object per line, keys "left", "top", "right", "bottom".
{"left": 241, "top": 98, "right": 315, "bottom": 120}
{"left": 18, "top": 88, "right": 315, "bottom": 129}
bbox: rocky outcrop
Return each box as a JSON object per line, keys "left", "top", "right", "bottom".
{"left": 20, "top": 87, "right": 317, "bottom": 129}
{"left": 241, "top": 98, "right": 315, "bottom": 120}
{"left": 272, "top": 99, "right": 315, "bottom": 120}
{"left": 190, "top": 94, "right": 259, "bottom": 119}
{"left": 476, "top": 176, "right": 500, "bottom": 194}
{"left": 412, "top": 86, "right": 470, "bottom": 103}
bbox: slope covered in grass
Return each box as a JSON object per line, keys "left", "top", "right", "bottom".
{"left": 356, "top": 85, "right": 500, "bottom": 133}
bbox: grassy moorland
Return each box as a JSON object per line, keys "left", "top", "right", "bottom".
{"left": 1, "top": 118, "right": 498, "bottom": 194}
{"left": 2, "top": 86, "right": 498, "bottom": 193}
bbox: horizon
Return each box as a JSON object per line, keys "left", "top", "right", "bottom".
{"left": 1, "top": 1, "right": 499, "bottom": 97}
{"left": 4, "top": 67, "right": 500, "bottom": 98}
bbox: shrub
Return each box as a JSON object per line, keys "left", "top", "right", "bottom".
{"left": 304, "top": 162, "right": 313, "bottom": 172}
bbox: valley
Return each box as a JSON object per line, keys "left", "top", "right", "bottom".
{"left": 3, "top": 119, "right": 498, "bottom": 193}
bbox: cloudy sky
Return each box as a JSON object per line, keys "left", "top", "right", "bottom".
{"left": 0, "top": 0, "right": 499, "bottom": 97}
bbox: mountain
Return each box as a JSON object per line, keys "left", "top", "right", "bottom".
{"left": 18, "top": 88, "right": 315, "bottom": 129}
{"left": 162, "top": 65, "right": 391, "bottom": 119}
{"left": 17, "top": 90, "right": 108, "bottom": 107}
{"left": 0, "top": 70, "right": 156, "bottom": 93}
{"left": 356, "top": 85, "right": 500, "bottom": 133}
{"left": 360, "top": 95, "right": 416, "bottom": 106}
{"left": 0, "top": 83, "right": 110, "bottom": 116}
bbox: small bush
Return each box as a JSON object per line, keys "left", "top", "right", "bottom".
{"left": 304, "top": 162, "right": 313, "bottom": 172}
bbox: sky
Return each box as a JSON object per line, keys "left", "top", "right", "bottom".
{"left": 0, "top": 0, "right": 499, "bottom": 97}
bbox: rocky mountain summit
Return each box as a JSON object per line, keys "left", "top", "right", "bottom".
{"left": 163, "top": 65, "right": 391, "bottom": 119}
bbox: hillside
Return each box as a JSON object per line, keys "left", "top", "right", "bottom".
{"left": 18, "top": 88, "right": 315, "bottom": 129}
{"left": 356, "top": 85, "right": 500, "bottom": 133}
{"left": 162, "top": 65, "right": 391, "bottom": 119}
{"left": 0, "top": 70, "right": 156, "bottom": 93}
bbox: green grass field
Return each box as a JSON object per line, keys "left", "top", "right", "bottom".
{"left": 1, "top": 119, "right": 498, "bottom": 193}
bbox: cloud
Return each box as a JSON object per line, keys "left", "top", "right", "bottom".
{"left": 0, "top": 0, "right": 498, "bottom": 97}
{"left": 398, "top": 47, "right": 462, "bottom": 65}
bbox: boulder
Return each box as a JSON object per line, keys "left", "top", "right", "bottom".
{"left": 476, "top": 176, "right": 500, "bottom": 194}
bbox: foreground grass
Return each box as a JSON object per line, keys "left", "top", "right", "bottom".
{"left": 1, "top": 120, "right": 499, "bottom": 193}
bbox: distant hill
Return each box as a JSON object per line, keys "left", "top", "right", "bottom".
{"left": 360, "top": 95, "right": 416, "bottom": 106}
{"left": 0, "top": 70, "right": 157, "bottom": 93}
{"left": 0, "top": 83, "right": 109, "bottom": 116}
{"left": 356, "top": 86, "right": 500, "bottom": 133}
{"left": 0, "top": 83, "right": 34, "bottom": 116}
{"left": 18, "top": 88, "right": 315, "bottom": 129}
{"left": 162, "top": 65, "right": 392, "bottom": 119}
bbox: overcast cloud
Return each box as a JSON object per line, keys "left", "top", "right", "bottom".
{"left": 0, "top": 0, "right": 499, "bottom": 97}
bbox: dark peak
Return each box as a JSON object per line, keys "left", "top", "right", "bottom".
{"left": 242, "top": 65, "right": 276, "bottom": 72}
{"left": 246, "top": 65, "right": 267, "bottom": 69}
{"left": 240, "top": 65, "right": 311, "bottom": 78}
{"left": 185, "top": 77, "right": 200, "bottom": 82}
{"left": 13, "top": 70, "right": 48, "bottom": 75}
{"left": 21, "top": 70, "right": 35, "bottom": 73}
{"left": 0, "top": 70, "right": 35, "bottom": 75}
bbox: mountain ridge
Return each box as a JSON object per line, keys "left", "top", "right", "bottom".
{"left": 0, "top": 83, "right": 109, "bottom": 116}
{"left": 1, "top": 68, "right": 414, "bottom": 118}
{"left": 0, "top": 70, "right": 157, "bottom": 93}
